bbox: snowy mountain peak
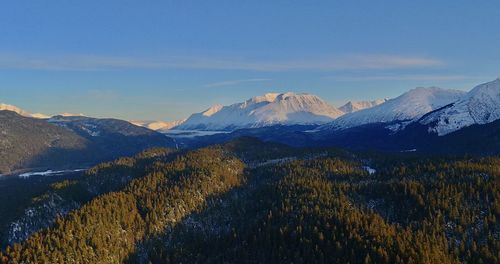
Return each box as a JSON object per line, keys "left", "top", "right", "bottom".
{"left": 176, "top": 92, "right": 343, "bottom": 131}
{"left": 339, "top": 99, "right": 387, "bottom": 113}
{"left": 421, "top": 78, "right": 500, "bottom": 135}
{"left": 30, "top": 113, "right": 51, "bottom": 119}
{"left": 0, "top": 103, "right": 50, "bottom": 119}
{"left": 202, "top": 104, "right": 224, "bottom": 117}
{"left": 321, "top": 87, "right": 465, "bottom": 130}
{"left": 400, "top": 86, "right": 461, "bottom": 104}
{"left": 248, "top": 93, "right": 280, "bottom": 104}
{"left": 59, "top": 112, "right": 86, "bottom": 117}
{"left": 467, "top": 78, "right": 500, "bottom": 98}
{"left": 0, "top": 103, "right": 87, "bottom": 119}
{"left": 0, "top": 103, "right": 31, "bottom": 117}
{"left": 131, "top": 119, "right": 187, "bottom": 131}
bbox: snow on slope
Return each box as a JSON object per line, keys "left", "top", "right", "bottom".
{"left": 30, "top": 113, "right": 51, "bottom": 119}
{"left": 321, "top": 87, "right": 465, "bottom": 130}
{"left": 0, "top": 103, "right": 49, "bottom": 119}
{"left": 339, "top": 99, "right": 387, "bottom": 113}
{"left": 0, "top": 103, "right": 86, "bottom": 119}
{"left": 177, "top": 92, "right": 344, "bottom": 131}
{"left": 131, "top": 119, "right": 187, "bottom": 131}
{"left": 420, "top": 78, "right": 500, "bottom": 135}
{"left": 59, "top": 113, "right": 85, "bottom": 117}
{"left": 0, "top": 103, "right": 32, "bottom": 116}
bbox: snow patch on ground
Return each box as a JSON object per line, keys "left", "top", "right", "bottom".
{"left": 400, "top": 149, "right": 417, "bottom": 152}
{"left": 18, "top": 169, "right": 86, "bottom": 178}
{"left": 363, "top": 166, "right": 376, "bottom": 175}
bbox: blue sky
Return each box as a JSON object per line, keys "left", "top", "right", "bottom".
{"left": 0, "top": 1, "right": 499, "bottom": 121}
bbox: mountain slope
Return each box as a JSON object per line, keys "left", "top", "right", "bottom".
{"left": 310, "top": 120, "right": 500, "bottom": 155}
{"left": 338, "top": 99, "right": 386, "bottom": 113}
{"left": 177, "top": 92, "right": 343, "bottom": 131}
{"left": 0, "top": 111, "right": 89, "bottom": 173}
{"left": 321, "top": 87, "right": 465, "bottom": 130}
{"left": 0, "top": 112, "right": 175, "bottom": 174}
{"left": 0, "top": 104, "right": 49, "bottom": 119}
{"left": 48, "top": 115, "right": 176, "bottom": 158}
{"left": 131, "top": 119, "right": 186, "bottom": 131}
{"left": 0, "top": 104, "right": 31, "bottom": 117}
{"left": 420, "top": 78, "right": 500, "bottom": 135}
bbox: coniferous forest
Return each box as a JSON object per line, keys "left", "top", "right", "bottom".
{"left": 0, "top": 138, "right": 498, "bottom": 263}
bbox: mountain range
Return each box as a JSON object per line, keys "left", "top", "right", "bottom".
{"left": 320, "top": 87, "right": 465, "bottom": 130}
{"left": 1, "top": 78, "right": 499, "bottom": 173}
{"left": 172, "top": 79, "right": 499, "bottom": 137}
{"left": 163, "top": 79, "right": 500, "bottom": 154}
{"left": 176, "top": 92, "right": 344, "bottom": 131}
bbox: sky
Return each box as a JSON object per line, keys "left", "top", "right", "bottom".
{"left": 0, "top": 1, "right": 499, "bottom": 121}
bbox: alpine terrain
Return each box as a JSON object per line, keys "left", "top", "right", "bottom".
{"left": 338, "top": 99, "right": 387, "bottom": 113}
{"left": 176, "top": 92, "right": 344, "bottom": 131}
{"left": 421, "top": 78, "right": 500, "bottom": 135}
{"left": 321, "top": 87, "right": 465, "bottom": 130}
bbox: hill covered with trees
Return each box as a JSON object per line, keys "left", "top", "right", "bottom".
{"left": 1, "top": 138, "right": 498, "bottom": 263}
{"left": 0, "top": 111, "right": 175, "bottom": 174}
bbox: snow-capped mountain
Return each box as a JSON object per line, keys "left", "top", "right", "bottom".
{"left": 321, "top": 87, "right": 465, "bottom": 130}
{"left": 0, "top": 103, "right": 49, "bottom": 119}
{"left": 131, "top": 119, "right": 186, "bottom": 131}
{"left": 0, "top": 103, "right": 31, "bottom": 116}
{"left": 339, "top": 99, "right": 387, "bottom": 113}
{"left": 0, "top": 103, "right": 86, "bottom": 119}
{"left": 176, "top": 92, "right": 344, "bottom": 131}
{"left": 30, "top": 113, "right": 51, "bottom": 119}
{"left": 420, "top": 78, "right": 500, "bottom": 135}
{"left": 59, "top": 112, "right": 85, "bottom": 117}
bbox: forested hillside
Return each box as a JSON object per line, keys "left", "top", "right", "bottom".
{"left": 1, "top": 138, "right": 498, "bottom": 263}
{"left": 0, "top": 148, "right": 178, "bottom": 248}
{"left": 0, "top": 111, "right": 176, "bottom": 174}
{"left": 0, "top": 111, "right": 87, "bottom": 173}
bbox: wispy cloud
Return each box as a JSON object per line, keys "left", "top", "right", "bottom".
{"left": 0, "top": 53, "right": 444, "bottom": 72}
{"left": 204, "top": 78, "right": 271, "bottom": 88}
{"left": 329, "top": 74, "right": 477, "bottom": 82}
